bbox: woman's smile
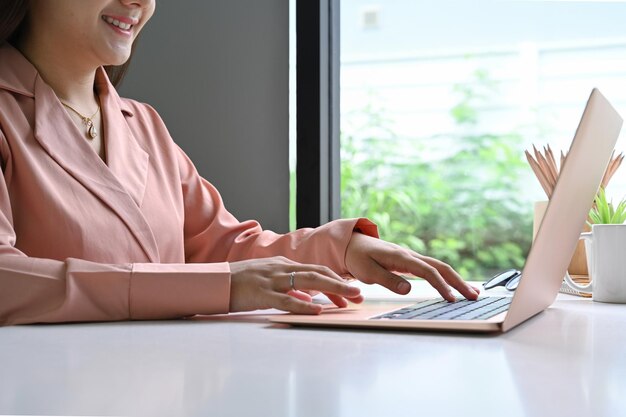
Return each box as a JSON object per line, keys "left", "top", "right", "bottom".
{"left": 101, "top": 15, "right": 139, "bottom": 37}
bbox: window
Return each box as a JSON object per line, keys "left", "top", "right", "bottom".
{"left": 339, "top": 0, "right": 626, "bottom": 279}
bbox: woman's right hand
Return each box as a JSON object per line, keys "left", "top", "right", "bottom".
{"left": 229, "top": 256, "right": 363, "bottom": 314}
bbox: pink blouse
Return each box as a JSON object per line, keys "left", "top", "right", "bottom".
{"left": 0, "top": 43, "right": 378, "bottom": 326}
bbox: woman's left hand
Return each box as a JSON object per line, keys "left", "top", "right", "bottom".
{"left": 345, "top": 232, "right": 480, "bottom": 302}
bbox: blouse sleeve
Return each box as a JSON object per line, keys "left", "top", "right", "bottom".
{"left": 176, "top": 145, "right": 379, "bottom": 274}
{"left": 0, "top": 131, "right": 230, "bottom": 326}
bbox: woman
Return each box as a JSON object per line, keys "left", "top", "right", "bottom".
{"left": 0, "top": 0, "right": 479, "bottom": 326}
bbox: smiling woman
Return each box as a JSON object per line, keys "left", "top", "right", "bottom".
{"left": 0, "top": 0, "right": 479, "bottom": 326}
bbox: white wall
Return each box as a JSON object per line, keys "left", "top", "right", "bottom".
{"left": 120, "top": 0, "right": 290, "bottom": 232}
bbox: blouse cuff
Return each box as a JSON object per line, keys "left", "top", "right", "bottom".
{"left": 352, "top": 217, "right": 379, "bottom": 238}
{"left": 129, "top": 262, "right": 231, "bottom": 319}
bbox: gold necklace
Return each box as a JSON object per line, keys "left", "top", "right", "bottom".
{"left": 61, "top": 101, "right": 100, "bottom": 139}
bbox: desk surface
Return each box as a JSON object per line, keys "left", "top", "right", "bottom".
{"left": 1, "top": 282, "right": 625, "bottom": 417}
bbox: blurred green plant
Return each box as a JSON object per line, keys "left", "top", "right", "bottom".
{"left": 340, "top": 69, "right": 533, "bottom": 280}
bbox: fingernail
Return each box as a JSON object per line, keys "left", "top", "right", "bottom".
{"left": 398, "top": 281, "right": 411, "bottom": 293}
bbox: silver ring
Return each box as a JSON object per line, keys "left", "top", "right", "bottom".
{"left": 289, "top": 271, "right": 296, "bottom": 291}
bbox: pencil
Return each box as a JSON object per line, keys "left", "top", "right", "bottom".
{"left": 545, "top": 145, "right": 560, "bottom": 184}
{"left": 546, "top": 146, "right": 558, "bottom": 173}
{"left": 526, "top": 150, "right": 552, "bottom": 198}
{"left": 533, "top": 145, "right": 556, "bottom": 190}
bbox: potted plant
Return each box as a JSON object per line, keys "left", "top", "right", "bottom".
{"left": 588, "top": 187, "right": 626, "bottom": 226}
{"left": 569, "top": 187, "right": 626, "bottom": 291}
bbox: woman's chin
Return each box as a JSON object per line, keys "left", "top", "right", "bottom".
{"left": 100, "top": 45, "right": 133, "bottom": 67}
{"left": 106, "top": 53, "right": 131, "bottom": 67}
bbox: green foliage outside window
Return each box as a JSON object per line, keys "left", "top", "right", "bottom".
{"left": 340, "top": 70, "right": 533, "bottom": 280}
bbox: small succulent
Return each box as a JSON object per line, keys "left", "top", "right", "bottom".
{"left": 588, "top": 187, "right": 626, "bottom": 225}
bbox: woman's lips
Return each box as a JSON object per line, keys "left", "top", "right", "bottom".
{"left": 101, "top": 15, "right": 139, "bottom": 36}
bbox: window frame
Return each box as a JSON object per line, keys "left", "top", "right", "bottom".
{"left": 295, "top": 0, "right": 341, "bottom": 228}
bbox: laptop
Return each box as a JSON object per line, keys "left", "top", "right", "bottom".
{"left": 271, "top": 88, "right": 623, "bottom": 333}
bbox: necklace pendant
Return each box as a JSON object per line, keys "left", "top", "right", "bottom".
{"left": 87, "top": 120, "right": 98, "bottom": 139}
{"left": 62, "top": 101, "right": 100, "bottom": 140}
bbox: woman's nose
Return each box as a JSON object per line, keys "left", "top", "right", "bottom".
{"left": 118, "top": 0, "right": 154, "bottom": 8}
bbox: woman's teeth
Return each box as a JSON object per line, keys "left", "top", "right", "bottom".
{"left": 102, "top": 16, "right": 132, "bottom": 30}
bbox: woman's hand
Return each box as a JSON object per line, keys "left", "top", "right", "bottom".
{"left": 345, "top": 232, "right": 480, "bottom": 302}
{"left": 229, "top": 256, "right": 364, "bottom": 314}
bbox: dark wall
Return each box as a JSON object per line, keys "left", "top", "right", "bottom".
{"left": 120, "top": 0, "right": 290, "bottom": 232}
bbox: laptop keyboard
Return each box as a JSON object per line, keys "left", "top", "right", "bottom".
{"left": 371, "top": 296, "right": 512, "bottom": 321}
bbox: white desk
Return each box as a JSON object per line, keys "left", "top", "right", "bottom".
{"left": 1, "top": 282, "right": 625, "bottom": 417}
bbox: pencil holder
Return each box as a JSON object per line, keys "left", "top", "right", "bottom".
{"left": 533, "top": 200, "right": 589, "bottom": 276}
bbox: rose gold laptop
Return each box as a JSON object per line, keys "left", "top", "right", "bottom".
{"left": 271, "top": 88, "right": 623, "bottom": 333}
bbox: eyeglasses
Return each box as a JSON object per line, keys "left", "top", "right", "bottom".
{"left": 483, "top": 269, "right": 522, "bottom": 291}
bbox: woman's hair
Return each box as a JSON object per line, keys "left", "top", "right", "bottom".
{"left": 0, "top": 0, "right": 135, "bottom": 87}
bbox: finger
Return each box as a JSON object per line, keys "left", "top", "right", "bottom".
{"left": 291, "top": 288, "right": 321, "bottom": 297}
{"left": 322, "top": 291, "right": 364, "bottom": 305}
{"left": 325, "top": 293, "right": 349, "bottom": 308}
{"left": 323, "top": 292, "right": 365, "bottom": 308}
{"left": 287, "top": 290, "right": 313, "bottom": 303}
{"left": 268, "top": 293, "right": 323, "bottom": 315}
{"left": 346, "top": 293, "right": 364, "bottom": 304}
{"left": 282, "top": 271, "right": 362, "bottom": 299}
{"left": 377, "top": 252, "right": 456, "bottom": 301}
{"left": 412, "top": 253, "right": 479, "bottom": 300}
{"left": 371, "top": 263, "right": 414, "bottom": 295}
{"left": 289, "top": 263, "right": 348, "bottom": 284}
{"left": 355, "top": 255, "right": 413, "bottom": 295}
